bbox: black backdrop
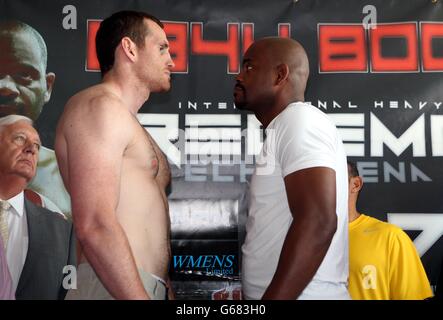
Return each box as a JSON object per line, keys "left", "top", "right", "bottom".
{"left": 2, "top": 0, "right": 442, "bottom": 299}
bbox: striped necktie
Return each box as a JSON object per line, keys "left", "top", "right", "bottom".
{"left": 0, "top": 200, "right": 11, "bottom": 250}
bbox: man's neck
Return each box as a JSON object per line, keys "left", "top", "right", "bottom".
{"left": 102, "top": 71, "right": 150, "bottom": 116}
{"left": 256, "top": 97, "right": 305, "bottom": 128}
{"left": 0, "top": 177, "right": 27, "bottom": 200}
{"left": 348, "top": 206, "right": 361, "bottom": 223}
{"left": 255, "top": 108, "right": 284, "bottom": 129}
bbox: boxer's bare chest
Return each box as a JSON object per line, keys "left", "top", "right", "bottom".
{"left": 124, "top": 124, "right": 167, "bottom": 178}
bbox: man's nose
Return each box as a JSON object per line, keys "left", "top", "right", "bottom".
{"left": 235, "top": 72, "right": 243, "bottom": 82}
{"left": 0, "top": 75, "right": 20, "bottom": 100}
{"left": 168, "top": 53, "right": 176, "bottom": 69}
{"left": 24, "top": 142, "right": 39, "bottom": 156}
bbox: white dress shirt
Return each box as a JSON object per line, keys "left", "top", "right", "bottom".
{"left": 6, "top": 191, "right": 29, "bottom": 292}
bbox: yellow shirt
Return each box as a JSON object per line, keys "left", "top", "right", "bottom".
{"left": 348, "top": 214, "right": 433, "bottom": 300}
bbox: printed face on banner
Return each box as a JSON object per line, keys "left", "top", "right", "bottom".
{"left": 0, "top": 30, "right": 55, "bottom": 121}
{"left": 234, "top": 43, "right": 274, "bottom": 112}
{"left": 136, "top": 19, "right": 175, "bottom": 93}
{"left": 0, "top": 120, "right": 41, "bottom": 182}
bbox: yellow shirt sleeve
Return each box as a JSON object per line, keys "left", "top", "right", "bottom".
{"left": 388, "top": 226, "right": 433, "bottom": 300}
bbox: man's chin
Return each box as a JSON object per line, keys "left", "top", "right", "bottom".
{"left": 158, "top": 82, "right": 172, "bottom": 93}
{"left": 14, "top": 167, "right": 36, "bottom": 182}
{"left": 234, "top": 100, "right": 248, "bottom": 110}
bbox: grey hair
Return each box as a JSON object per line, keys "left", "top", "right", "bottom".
{"left": 0, "top": 115, "right": 34, "bottom": 133}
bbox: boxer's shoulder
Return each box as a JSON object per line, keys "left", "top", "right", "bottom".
{"left": 61, "top": 86, "right": 134, "bottom": 130}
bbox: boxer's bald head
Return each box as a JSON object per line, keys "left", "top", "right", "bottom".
{"left": 254, "top": 37, "right": 309, "bottom": 95}
{"left": 234, "top": 37, "right": 310, "bottom": 126}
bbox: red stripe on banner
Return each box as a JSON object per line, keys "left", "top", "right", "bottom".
{"left": 86, "top": 20, "right": 101, "bottom": 71}
{"left": 191, "top": 23, "right": 240, "bottom": 73}
{"left": 422, "top": 22, "right": 443, "bottom": 71}
{"left": 242, "top": 23, "right": 254, "bottom": 55}
{"left": 164, "top": 22, "right": 188, "bottom": 73}
{"left": 319, "top": 24, "right": 367, "bottom": 72}
{"left": 370, "top": 23, "right": 418, "bottom": 72}
{"left": 278, "top": 24, "right": 290, "bottom": 38}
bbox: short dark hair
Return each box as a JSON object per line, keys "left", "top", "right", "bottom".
{"left": 95, "top": 10, "right": 163, "bottom": 76}
{"left": 347, "top": 161, "right": 359, "bottom": 178}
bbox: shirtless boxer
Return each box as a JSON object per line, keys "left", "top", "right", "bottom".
{"left": 55, "top": 10, "right": 175, "bottom": 300}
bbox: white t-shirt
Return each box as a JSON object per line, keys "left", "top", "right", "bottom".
{"left": 6, "top": 192, "right": 28, "bottom": 292}
{"left": 241, "top": 102, "right": 349, "bottom": 300}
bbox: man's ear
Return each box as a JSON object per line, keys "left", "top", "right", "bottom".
{"left": 275, "top": 63, "right": 289, "bottom": 86}
{"left": 121, "top": 37, "right": 137, "bottom": 62}
{"left": 350, "top": 176, "right": 363, "bottom": 194}
{"left": 44, "top": 72, "right": 56, "bottom": 103}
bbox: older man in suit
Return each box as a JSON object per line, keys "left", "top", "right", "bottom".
{"left": 0, "top": 114, "right": 75, "bottom": 300}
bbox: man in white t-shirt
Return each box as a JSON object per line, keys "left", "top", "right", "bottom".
{"left": 234, "top": 37, "right": 349, "bottom": 300}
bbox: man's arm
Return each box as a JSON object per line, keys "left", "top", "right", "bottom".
{"left": 166, "top": 278, "right": 175, "bottom": 300}
{"left": 261, "top": 167, "right": 337, "bottom": 299}
{"left": 62, "top": 99, "right": 149, "bottom": 299}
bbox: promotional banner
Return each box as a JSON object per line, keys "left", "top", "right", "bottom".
{"left": 1, "top": 0, "right": 442, "bottom": 299}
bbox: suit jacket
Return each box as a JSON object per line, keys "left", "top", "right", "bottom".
{"left": 435, "top": 258, "right": 443, "bottom": 300}
{"left": 15, "top": 199, "right": 76, "bottom": 300}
